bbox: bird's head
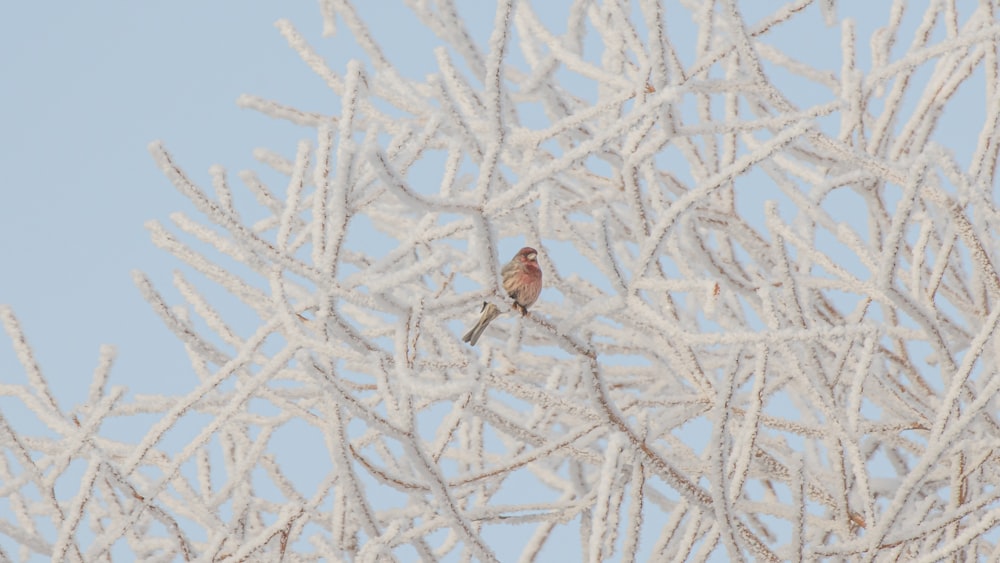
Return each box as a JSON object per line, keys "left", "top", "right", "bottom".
{"left": 516, "top": 247, "right": 538, "bottom": 263}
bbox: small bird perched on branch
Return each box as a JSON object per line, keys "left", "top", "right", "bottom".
{"left": 462, "top": 247, "right": 542, "bottom": 346}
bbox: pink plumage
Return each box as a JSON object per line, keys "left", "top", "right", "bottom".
{"left": 462, "top": 247, "right": 542, "bottom": 346}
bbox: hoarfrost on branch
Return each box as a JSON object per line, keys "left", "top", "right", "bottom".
{"left": 4, "top": 0, "right": 1000, "bottom": 560}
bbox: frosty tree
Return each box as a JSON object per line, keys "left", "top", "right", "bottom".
{"left": 4, "top": 0, "right": 1000, "bottom": 560}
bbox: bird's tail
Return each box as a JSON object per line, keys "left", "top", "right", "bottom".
{"left": 462, "top": 303, "right": 501, "bottom": 346}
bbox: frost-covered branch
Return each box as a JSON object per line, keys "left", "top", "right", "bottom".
{"left": 4, "top": 0, "right": 1000, "bottom": 560}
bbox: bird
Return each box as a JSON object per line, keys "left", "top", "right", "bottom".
{"left": 462, "top": 247, "right": 542, "bottom": 346}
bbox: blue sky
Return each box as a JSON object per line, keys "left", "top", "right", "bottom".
{"left": 2, "top": 3, "right": 341, "bottom": 403}
{"left": 0, "top": 1, "right": 538, "bottom": 403}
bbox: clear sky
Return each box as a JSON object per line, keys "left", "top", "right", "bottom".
{"left": 0, "top": 1, "right": 529, "bottom": 403}
{"left": 1, "top": 3, "right": 323, "bottom": 404}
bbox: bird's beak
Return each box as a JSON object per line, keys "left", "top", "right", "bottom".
{"left": 527, "top": 252, "right": 537, "bottom": 261}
